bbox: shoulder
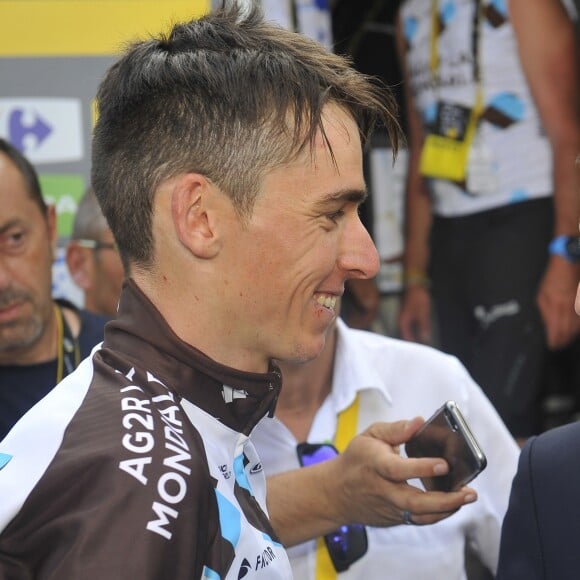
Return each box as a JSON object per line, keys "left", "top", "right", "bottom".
{"left": 524, "top": 421, "right": 580, "bottom": 475}
{"left": 77, "top": 309, "right": 111, "bottom": 355}
{"left": 342, "top": 323, "right": 468, "bottom": 378}
{"left": 78, "top": 309, "right": 110, "bottom": 334}
{"left": 336, "top": 322, "right": 484, "bottom": 416}
{"left": 512, "top": 422, "right": 580, "bottom": 512}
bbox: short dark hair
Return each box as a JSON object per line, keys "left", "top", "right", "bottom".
{"left": 0, "top": 138, "right": 47, "bottom": 215}
{"left": 92, "top": 3, "right": 400, "bottom": 271}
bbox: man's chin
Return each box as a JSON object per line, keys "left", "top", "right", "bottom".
{"left": 285, "top": 336, "right": 327, "bottom": 366}
{"left": 0, "top": 323, "right": 44, "bottom": 356}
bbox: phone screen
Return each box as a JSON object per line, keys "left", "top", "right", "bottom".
{"left": 405, "top": 401, "right": 487, "bottom": 492}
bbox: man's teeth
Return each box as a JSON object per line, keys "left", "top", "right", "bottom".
{"left": 316, "top": 295, "right": 337, "bottom": 309}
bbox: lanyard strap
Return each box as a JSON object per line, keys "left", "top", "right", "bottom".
{"left": 430, "top": 0, "right": 483, "bottom": 90}
{"left": 334, "top": 393, "right": 361, "bottom": 453}
{"left": 315, "top": 393, "right": 361, "bottom": 580}
{"left": 54, "top": 304, "right": 81, "bottom": 383}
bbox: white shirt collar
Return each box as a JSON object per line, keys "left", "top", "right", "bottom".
{"left": 330, "top": 318, "right": 393, "bottom": 413}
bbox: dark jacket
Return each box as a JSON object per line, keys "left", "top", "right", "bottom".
{"left": 497, "top": 421, "right": 580, "bottom": 579}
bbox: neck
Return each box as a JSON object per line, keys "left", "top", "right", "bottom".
{"left": 275, "top": 326, "right": 337, "bottom": 442}
{"left": 131, "top": 272, "right": 272, "bottom": 374}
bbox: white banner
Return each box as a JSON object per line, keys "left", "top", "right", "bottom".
{"left": 0, "top": 98, "right": 83, "bottom": 163}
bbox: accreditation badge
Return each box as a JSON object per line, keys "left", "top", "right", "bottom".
{"left": 419, "top": 101, "right": 478, "bottom": 183}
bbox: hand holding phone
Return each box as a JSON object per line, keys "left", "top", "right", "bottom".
{"left": 405, "top": 401, "right": 487, "bottom": 492}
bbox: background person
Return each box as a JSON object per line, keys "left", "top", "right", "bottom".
{"left": 0, "top": 138, "right": 109, "bottom": 440}
{"left": 396, "top": 0, "right": 580, "bottom": 440}
{"left": 497, "top": 232, "right": 580, "bottom": 579}
{"left": 66, "top": 187, "right": 124, "bottom": 316}
{"left": 495, "top": 154, "right": 580, "bottom": 579}
{"left": 0, "top": 5, "right": 476, "bottom": 579}
{"left": 254, "top": 312, "right": 519, "bottom": 579}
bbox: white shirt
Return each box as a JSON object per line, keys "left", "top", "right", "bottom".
{"left": 252, "top": 319, "right": 519, "bottom": 579}
{"left": 400, "top": 0, "right": 555, "bottom": 216}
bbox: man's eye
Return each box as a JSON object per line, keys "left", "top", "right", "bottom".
{"left": 6, "top": 231, "right": 25, "bottom": 248}
{"left": 326, "top": 210, "right": 345, "bottom": 224}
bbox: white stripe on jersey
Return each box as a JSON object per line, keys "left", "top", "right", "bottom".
{"left": 0, "top": 347, "right": 99, "bottom": 531}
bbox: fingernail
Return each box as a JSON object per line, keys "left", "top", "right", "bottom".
{"left": 464, "top": 494, "right": 477, "bottom": 503}
{"left": 433, "top": 462, "right": 447, "bottom": 475}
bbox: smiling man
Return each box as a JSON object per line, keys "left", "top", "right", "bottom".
{"left": 0, "top": 4, "right": 476, "bottom": 579}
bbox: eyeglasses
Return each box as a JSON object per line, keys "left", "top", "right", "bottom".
{"left": 296, "top": 442, "right": 368, "bottom": 572}
{"left": 75, "top": 239, "right": 118, "bottom": 252}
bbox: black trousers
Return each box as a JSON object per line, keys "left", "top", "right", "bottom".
{"left": 430, "top": 198, "right": 553, "bottom": 438}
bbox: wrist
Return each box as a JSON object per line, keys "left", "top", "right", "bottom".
{"left": 548, "top": 235, "right": 580, "bottom": 263}
{"left": 404, "top": 267, "right": 431, "bottom": 289}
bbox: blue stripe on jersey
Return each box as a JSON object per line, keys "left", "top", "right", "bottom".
{"left": 215, "top": 489, "right": 242, "bottom": 548}
{"left": 0, "top": 454, "right": 12, "bottom": 470}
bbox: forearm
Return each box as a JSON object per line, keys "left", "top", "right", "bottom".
{"left": 266, "top": 462, "right": 343, "bottom": 547}
{"left": 267, "top": 419, "right": 479, "bottom": 547}
{"left": 404, "top": 179, "right": 432, "bottom": 277}
{"left": 551, "top": 141, "right": 580, "bottom": 237}
{"left": 510, "top": 0, "right": 580, "bottom": 235}
{"left": 395, "top": 12, "right": 433, "bottom": 278}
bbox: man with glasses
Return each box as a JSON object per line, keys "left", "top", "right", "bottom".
{"left": 66, "top": 188, "right": 124, "bottom": 316}
{"left": 0, "top": 139, "right": 109, "bottom": 440}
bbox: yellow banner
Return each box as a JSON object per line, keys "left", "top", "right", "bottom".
{"left": 0, "top": 1, "right": 210, "bottom": 56}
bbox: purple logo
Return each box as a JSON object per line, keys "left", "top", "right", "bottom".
{"left": 9, "top": 108, "right": 52, "bottom": 153}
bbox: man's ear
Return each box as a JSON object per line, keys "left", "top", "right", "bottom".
{"left": 46, "top": 205, "right": 58, "bottom": 257}
{"left": 171, "top": 174, "right": 222, "bottom": 259}
{"left": 65, "top": 243, "right": 93, "bottom": 291}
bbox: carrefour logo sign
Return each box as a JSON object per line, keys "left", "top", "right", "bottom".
{"left": 0, "top": 98, "right": 83, "bottom": 163}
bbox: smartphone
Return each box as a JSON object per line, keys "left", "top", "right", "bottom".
{"left": 405, "top": 401, "right": 487, "bottom": 492}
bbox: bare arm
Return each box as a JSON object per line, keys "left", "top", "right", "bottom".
{"left": 394, "top": 14, "right": 434, "bottom": 344}
{"left": 267, "top": 418, "right": 477, "bottom": 547}
{"left": 510, "top": 0, "right": 580, "bottom": 348}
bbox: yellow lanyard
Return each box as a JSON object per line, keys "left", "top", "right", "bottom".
{"left": 314, "top": 393, "right": 361, "bottom": 580}
{"left": 430, "top": 0, "right": 440, "bottom": 75}
{"left": 55, "top": 304, "right": 65, "bottom": 383}
{"left": 430, "top": 0, "right": 483, "bottom": 98}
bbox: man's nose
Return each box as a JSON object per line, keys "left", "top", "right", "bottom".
{"left": 338, "top": 216, "right": 380, "bottom": 280}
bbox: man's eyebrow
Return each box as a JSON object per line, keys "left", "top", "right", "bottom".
{"left": 314, "top": 188, "right": 368, "bottom": 209}
{"left": 0, "top": 219, "right": 24, "bottom": 235}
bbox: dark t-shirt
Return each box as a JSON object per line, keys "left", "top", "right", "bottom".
{"left": 0, "top": 307, "right": 109, "bottom": 440}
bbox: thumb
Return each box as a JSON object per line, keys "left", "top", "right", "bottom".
{"left": 365, "top": 417, "right": 425, "bottom": 447}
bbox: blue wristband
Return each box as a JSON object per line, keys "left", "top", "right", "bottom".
{"left": 548, "top": 235, "right": 580, "bottom": 263}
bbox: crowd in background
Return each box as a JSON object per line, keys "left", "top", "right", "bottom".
{"left": 0, "top": 1, "right": 579, "bottom": 579}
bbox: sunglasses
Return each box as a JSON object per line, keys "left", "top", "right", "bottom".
{"left": 296, "top": 442, "right": 368, "bottom": 572}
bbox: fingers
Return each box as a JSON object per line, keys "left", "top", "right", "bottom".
{"left": 364, "top": 417, "right": 425, "bottom": 447}
{"left": 537, "top": 259, "right": 580, "bottom": 349}
{"left": 393, "top": 482, "right": 477, "bottom": 528}
{"left": 401, "top": 478, "right": 477, "bottom": 525}
{"left": 379, "top": 454, "right": 451, "bottom": 483}
{"left": 364, "top": 420, "right": 455, "bottom": 482}
{"left": 540, "top": 299, "right": 577, "bottom": 349}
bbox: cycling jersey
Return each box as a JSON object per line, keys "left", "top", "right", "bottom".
{"left": 0, "top": 280, "right": 292, "bottom": 580}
